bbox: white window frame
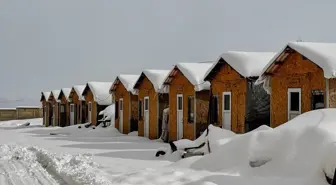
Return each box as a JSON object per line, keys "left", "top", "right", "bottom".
{"left": 287, "top": 88, "right": 302, "bottom": 120}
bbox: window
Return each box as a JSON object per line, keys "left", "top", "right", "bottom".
{"left": 224, "top": 94, "right": 231, "bottom": 110}
{"left": 187, "top": 96, "right": 194, "bottom": 123}
{"left": 115, "top": 101, "right": 119, "bottom": 119}
{"left": 120, "top": 100, "right": 123, "bottom": 110}
{"left": 60, "top": 105, "right": 65, "bottom": 113}
{"left": 88, "top": 103, "right": 91, "bottom": 111}
{"left": 178, "top": 96, "right": 183, "bottom": 110}
{"left": 139, "top": 100, "right": 143, "bottom": 120}
{"left": 212, "top": 95, "right": 219, "bottom": 123}
{"left": 144, "top": 98, "right": 149, "bottom": 111}
{"left": 290, "top": 92, "right": 300, "bottom": 111}
{"left": 312, "top": 90, "right": 325, "bottom": 110}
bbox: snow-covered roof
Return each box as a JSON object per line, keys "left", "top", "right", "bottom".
{"left": 205, "top": 51, "right": 276, "bottom": 79}
{"left": 58, "top": 88, "right": 72, "bottom": 101}
{"left": 41, "top": 91, "right": 51, "bottom": 101}
{"left": 84, "top": 82, "right": 113, "bottom": 105}
{"left": 166, "top": 62, "right": 214, "bottom": 91}
{"left": 134, "top": 69, "right": 170, "bottom": 93}
{"left": 259, "top": 41, "right": 336, "bottom": 79}
{"left": 73, "top": 85, "right": 86, "bottom": 101}
{"left": 50, "top": 90, "right": 61, "bottom": 102}
{"left": 112, "top": 74, "right": 140, "bottom": 95}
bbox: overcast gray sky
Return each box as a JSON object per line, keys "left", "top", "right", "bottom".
{"left": 1, "top": 0, "right": 336, "bottom": 107}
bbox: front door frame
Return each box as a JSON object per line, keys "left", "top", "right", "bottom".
{"left": 287, "top": 88, "right": 302, "bottom": 120}
{"left": 222, "top": 92, "right": 232, "bottom": 130}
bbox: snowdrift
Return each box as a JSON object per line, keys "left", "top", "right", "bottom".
{"left": 0, "top": 118, "right": 43, "bottom": 128}
{"left": 160, "top": 109, "right": 336, "bottom": 184}
{"left": 49, "top": 123, "right": 123, "bottom": 137}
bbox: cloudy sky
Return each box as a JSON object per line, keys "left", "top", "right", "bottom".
{"left": 0, "top": 0, "right": 336, "bottom": 107}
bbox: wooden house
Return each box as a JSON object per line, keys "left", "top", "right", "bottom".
{"left": 40, "top": 91, "right": 51, "bottom": 126}
{"left": 48, "top": 90, "right": 61, "bottom": 126}
{"left": 69, "top": 85, "right": 87, "bottom": 124}
{"left": 204, "top": 51, "right": 276, "bottom": 133}
{"left": 110, "top": 75, "right": 139, "bottom": 134}
{"left": 133, "top": 70, "right": 170, "bottom": 139}
{"left": 82, "top": 82, "right": 113, "bottom": 126}
{"left": 164, "top": 62, "right": 214, "bottom": 141}
{"left": 257, "top": 41, "right": 336, "bottom": 127}
{"left": 58, "top": 88, "right": 72, "bottom": 127}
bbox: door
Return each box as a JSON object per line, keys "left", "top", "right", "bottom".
{"left": 288, "top": 88, "right": 301, "bottom": 120}
{"left": 119, "top": 98, "right": 123, "bottom": 133}
{"left": 222, "top": 92, "right": 232, "bottom": 130}
{"left": 70, "top": 104, "right": 75, "bottom": 125}
{"left": 144, "top": 96, "right": 149, "bottom": 138}
{"left": 88, "top": 102, "right": 92, "bottom": 123}
{"left": 177, "top": 94, "right": 183, "bottom": 140}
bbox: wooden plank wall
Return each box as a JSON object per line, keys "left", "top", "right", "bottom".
{"left": 169, "top": 70, "right": 195, "bottom": 141}
{"left": 210, "top": 63, "right": 247, "bottom": 133}
{"left": 270, "top": 52, "right": 325, "bottom": 127}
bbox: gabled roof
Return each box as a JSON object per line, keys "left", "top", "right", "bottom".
{"left": 58, "top": 88, "right": 72, "bottom": 101}
{"left": 49, "top": 90, "right": 61, "bottom": 102}
{"left": 134, "top": 69, "right": 170, "bottom": 93}
{"left": 164, "top": 62, "right": 214, "bottom": 91}
{"left": 258, "top": 41, "right": 336, "bottom": 81}
{"left": 204, "top": 51, "right": 276, "bottom": 80}
{"left": 72, "top": 85, "right": 86, "bottom": 101}
{"left": 40, "top": 91, "right": 51, "bottom": 102}
{"left": 83, "top": 82, "right": 113, "bottom": 105}
{"left": 111, "top": 74, "right": 140, "bottom": 95}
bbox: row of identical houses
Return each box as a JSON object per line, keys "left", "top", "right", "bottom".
{"left": 40, "top": 41, "right": 336, "bottom": 141}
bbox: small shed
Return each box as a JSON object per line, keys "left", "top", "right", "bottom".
{"left": 69, "top": 85, "right": 87, "bottom": 124}
{"left": 82, "top": 82, "right": 113, "bottom": 126}
{"left": 164, "top": 62, "right": 214, "bottom": 141}
{"left": 133, "top": 69, "right": 170, "bottom": 139}
{"left": 110, "top": 74, "right": 139, "bottom": 134}
{"left": 204, "top": 51, "right": 275, "bottom": 133}
{"left": 40, "top": 91, "right": 51, "bottom": 126}
{"left": 257, "top": 41, "right": 336, "bottom": 127}
{"left": 58, "top": 88, "right": 72, "bottom": 127}
{"left": 48, "top": 90, "right": 61, "bottom": 126}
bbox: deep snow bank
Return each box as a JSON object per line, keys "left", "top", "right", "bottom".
{"left": 0, "top": 144, "right": 113, "bottom": 185}
{"left": 162, "top": 109, "right": 336, "bottom": 184}
{"left": 49, "top": 124, "right": 123, "bottom": 137}
{"left": 0, "top": 118, "right": 42, "bottom": 128}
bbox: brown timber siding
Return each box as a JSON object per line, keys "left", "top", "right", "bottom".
{"left": 195, "top": 90, "right": 210, "bottom": 137}
{"left": 210, "top": 63, "right": 247, "bottom": 133}
{"left": 137, "top": 76, "right": 159, "bottom": 139}
{"left": 16, "top": 108, "right": 41, "bottom": 120}
{"left": 270, "top": 52, "right": 325, "bottom": 127}
{"left": 113, "top": 82, "right": 132, "bottom": 134}
{"left": 84, "top": 89, "right": 98, "bottom": 126}
{"left": 60, "top": 95, "right": 70, "bottom": 126}
{"left": 169, "top": 70, "right": 195, "bottom": 141}
{"left": 328, "top": 79, "right": 336, "bottom": 108}
{"left": 0, "top": 109, "right": 16, "bottom": 121}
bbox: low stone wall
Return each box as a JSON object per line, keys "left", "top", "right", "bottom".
{"left": 0, "top": 107, "right": 42, "bottom": 121}
{"left": 0, "top": 109, "right": 17, "bottom": 121}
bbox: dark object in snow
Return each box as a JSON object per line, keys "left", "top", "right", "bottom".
{"left": 325, "top": 168, "right": 336, "bottom": 185}
{"left": 78, "top": 125, "right": 82, "bottom": 129}
{"left": 49, "top": 133, "right": 57, "bottom": 135}
{"left": 155, "top": 150, "right": 166, "bottom": 157}
{"left": 85, "top": 123, "right": 92, "bottom": 128}
{"left": 169, "top": 141, "right": 177, "bottom": 152}
{"left": 92, "top": 127, "right": 96, "bottom": 129}
{"left": 249, "top": 159, "right": 271, "bottom": 168}
{"left": 182, "top": 152, "right": 204, "bottom": 158}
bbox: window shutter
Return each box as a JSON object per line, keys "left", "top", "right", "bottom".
{"left": 188, "top": 97, "right": 191, "bottom": 123}
{"left": 213, "top": 96, "right": 218, "bottom": 123}
{"left": 138, "top": 100, "right": 142, "bottom": 120}
{"left": 115, "top": 101, "right": 119, "bottom": 119}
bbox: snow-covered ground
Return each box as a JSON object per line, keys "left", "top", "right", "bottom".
{"left": 0, "top": 109, "right": 336, "bottom": 185}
